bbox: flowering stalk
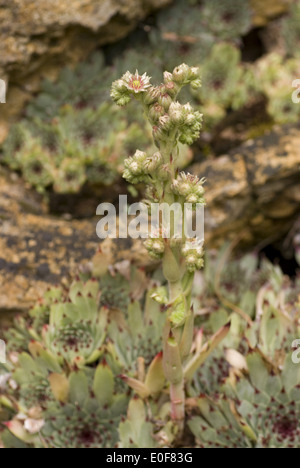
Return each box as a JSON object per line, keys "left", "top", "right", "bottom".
{"left": 111, "top": 64, "right": 204, "bottom": 435}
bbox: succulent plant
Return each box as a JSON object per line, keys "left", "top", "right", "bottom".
{"left": 2, "top": 242, "right": 299, "bottom": 448}
{"left": 193, "top": 43, "right": 247, "bottom": 110}
{"left": 188, "top": 345, "right": 300, "bottom": 448}
{"left": 26, "top": 52, "right": 111, "bottom": 121}
{"left": 255, "top": 52, "right": 300, "bottom": 124}
{"left": 226, "top": 351, "right": 300, "bottom": 448}
{"left": 188, "top": 394, "right": 253, "bottom": 448}
{"left": 110, "top": 63, "right": 236, "bottom": 439}
{"left": 113, "top": 46, "right": 164, "bottom": 87}
{"left": 118, "top": 397, "right": 158, "bottom": 448}
{"left": 106, "top": 291, "right": 165, "bottom": 377}
{"left": 188, "top": 243, "right": 300, "bottom": 448}
{"left": 267, "top": 89, "right": 300, "bottom": 124}
{"left": 282, "top": 2, "right": 300, "bottom": 57}
{"left": 2, "top": 102, "right": 156, "bottom": 194}
{"left": 189, "top": 243, "right": 300, "bottom": 396}
{"left": 201, "top": 0, "right": 252, "bottom": 41}
{"left": 42, "top": 366, "right": 128, "bottom": 448}
{"left": 245, "top": 269, "right": 300, "bottom": 363}
{"left": 3, "top": 365, "right": 128, "bottom": 448}
{"left": 154, "top": 0, "right": 214, "bottom": 72}
{"left": 98, "top": 270, "right": 133, "bottom": 314}
{"left": 0, "top": 261, "right": 146, "bottom": 448}
{"left": 9, "top": 277, "right": 107, "bottom": 367}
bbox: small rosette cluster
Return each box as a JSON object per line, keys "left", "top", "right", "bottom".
{"left": 123, "top": 150, "right": 163, "bottom": 185}
{"left": 111, "top": 65, "right": 203, "bottom": 149}
{"left": 182, "top": 239, "right": 204, "bottom": 273}
{"left": 171, "top": 172, "right": 205, "bottom": 206}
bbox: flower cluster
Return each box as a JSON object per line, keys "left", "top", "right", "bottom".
{"left": 123, "top": 150, "right": 163, "bottom": 184}
{"left": 144, "top": 237, "right": 166, "bottom": 260}
{"left": 111, "top": 71, "right": 151, "bottom": 106}
{"left": 172, "top": 172, "right": 205, "bottom": 206}
{"left": 111, "top": 65, "right": 203, "bottom": 149}
{"left": 182, "top": 238, "right": 204, "bottom": 273}
{"left": 110, "top": 64, "right": 207, "bottom": 438}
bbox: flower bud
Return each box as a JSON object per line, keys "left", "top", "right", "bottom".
{"left": 169, "top": 101, "right": 184, "bottom": 125}
{"left": 144, "top": 238, "right": 165, "bottom": 260}
{"left": 144, "top": 86, "right": 160, "bottom": 106}
{"left": 157, "top": 93, "right": 173, "bottom": 111}
{"left": 185, "top": 113, "right": 196, "bottom": 125}
{"left": 110, "top": 79, "right": 132, "bottom": 106}
{"left": 151, "top": 287, "right": 168, "bottom": 305}
{"left": 186, "top": 193, "right": 198, "bottom": 204}
{"left": 134, "top": 150, "right": 148, "bottom": 163}
{"left": 163, "top": 71, "right": 173, "bottom": 83}
{"left": 152, "top": 125, "right": 166, "bottom": 143}
{"left": 172, "top": 64, "right": 190, "bottom": 84}
{"left": 159, "top": 114, "right": 172, "bottom": 131}
{"left": 182, "top": 238, "right": 204, "bottom": 272}
{"left": 171, "top": 179, "right": 190, "bottom": 197}
{"left": 189, "top": 67, "right": 201, "bottom": 80}
{"left": 148, "top": 103, "right": 165, "bottom": 124}
{"left": 143, "top": 152, "right": 162, "bottom": 173}
{"left": 191, "top": 79, "right": 202, "bottom": 90}
{"left": 183, "top": 103, "right": 193, "bottom": 113}
{"left": 123, "top": 150, "right": 148, "bottom": 183}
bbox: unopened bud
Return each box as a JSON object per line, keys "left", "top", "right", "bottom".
{"left": 172, "top": 64, "right": 190, "bottom": 84}
{"left": 159, "top": 114, "right": 172, "bottom": 130}
{"left": 169, "top": 102, "right": 185, "bottom": 125}
{"left": 164, "top": 71, "right": 173, "bottom": 83}
{"left": 149, "top": 103, "right": 165, "bottom": 124}
{"left": 144, "top": 86, "right": 160, "bottom": 106}
{"left": 158, "top": 93, "right": 173, "bottom": 111}
{"left": 143, "top": 152, "right": 162, "bottom": 172}
{"left": 191, "top": 79, "right": 202, "bottom": 90}
{"left": 144, "top": 238, "right": 165, "bottom": 260}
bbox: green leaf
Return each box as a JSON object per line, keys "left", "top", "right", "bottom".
{"left": 93, "top": 362, "right": 114, "bottom": 406}
{"left": 184, "top": 322, "right": 230, "bottom": 380}
{"left": 69, "top": 371, "right": 88, "bottom": 406}
{"left": 128, "top": 301, "right": 143, "bottom": 336}
{"left": 246, "top": 353, "right": 269, "bottom": 393}
{"left": 282, "top": 353, "right": 300, "bottom": 394}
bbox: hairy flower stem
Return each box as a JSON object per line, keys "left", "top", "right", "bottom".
{"left": 111, "top": 64, "right": 204, "bottom": 438}
{"left": 163, "top": 253, "right": 193, "bottom": 434}
{"left": 170, "top": 381, "right": 185, "bottom": 432}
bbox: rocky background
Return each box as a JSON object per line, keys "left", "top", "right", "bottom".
{"left": 0, "top": 0, "right": 171, "bottom": 141}
{"left": 0, "top": 0, "right": 299, "bottom": 317}
{"left": 0, "top": 0, "right": 292, "bottom": 140}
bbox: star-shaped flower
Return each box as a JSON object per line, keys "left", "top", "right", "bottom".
{"left": 122, "top": 70, "right": 151, "bottom": 94}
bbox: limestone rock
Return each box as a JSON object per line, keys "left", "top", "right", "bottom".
{"left": 0, "top": 167, "right": 100, "bottom": 313}
{"left": 250, "top": 0, "right": 293, "bottom": 26}
{"left": 191, "top": 123, "right": 300, "bottom": 248}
